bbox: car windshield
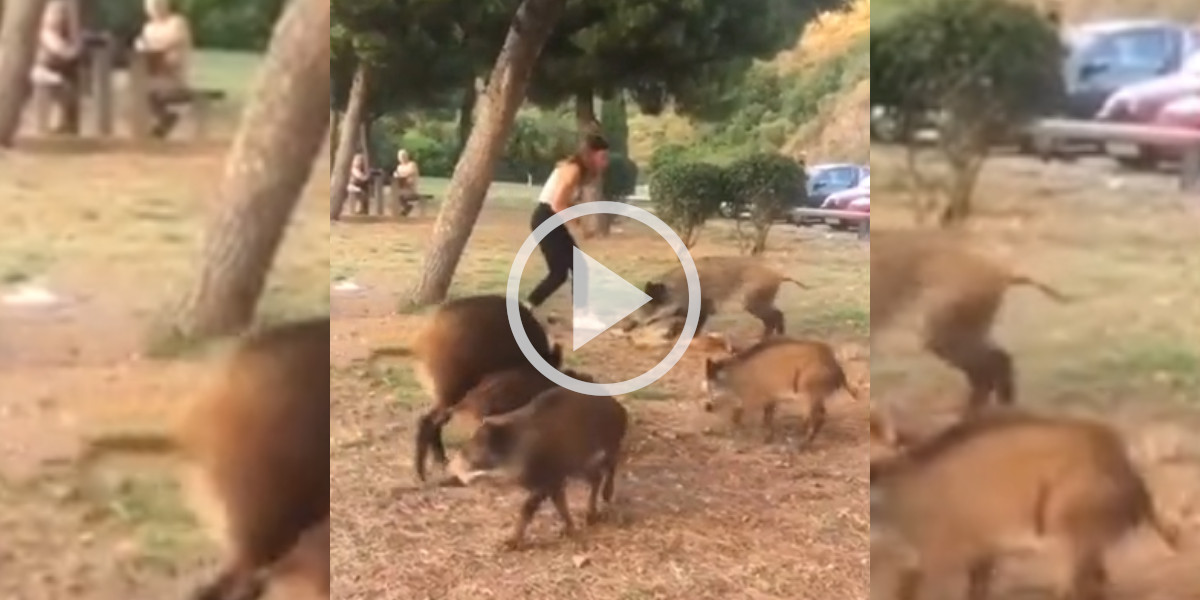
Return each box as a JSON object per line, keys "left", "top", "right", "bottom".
{"left": 808, "top": 167, "right": 859, "bottom": 191}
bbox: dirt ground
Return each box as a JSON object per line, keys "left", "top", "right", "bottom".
{"left": 329, "top": 199, "right": 870, "bottom": 599}
{"left": 0, "top": 141, "right": 328, "bottom": 599}
{"left": 870, "top": 147, "right": 1200, "bottom": 600}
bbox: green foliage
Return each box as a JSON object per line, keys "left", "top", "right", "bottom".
{"left": 330, "top": 0, "right": 485, "bottom": 118}
{"left": 498, "top": 111, "right": 577, "bottom": 182}
{"left": 603, "top": 153, "right": 639, "bottom": 199}
{"left": 669, "top": 33, "right": 870, "bottom": 164}
{"left": 871, "top": 0, "right": 1064, "bottom": 140}
{"left": 600, "top": 95, "right": 631, "bottom": 156}
{"left": 724, "top": 153, "right": 805, "bottom": 254}
{"left": 648, "top": 144, "right": 689, "bottom": 178}
{"left": 526, "top": 0, "right": 835, "bottom": 119}
{"left": 92, "top": 0, "right": 284, "bottom": 50}
{"left": 650, "top": 162, "right": 729, "bottom": 247}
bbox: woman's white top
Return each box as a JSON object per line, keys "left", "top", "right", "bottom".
{"left": 537, "top": 165, "right": 564, "bottom": 205}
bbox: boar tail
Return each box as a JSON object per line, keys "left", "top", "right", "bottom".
{"left": 1008, "top": 274, "right": 1070, "bottom": 303}
{"left": 80, "top": 432, "right": 179, "bottom": 466}
{"left": 780, "top": 277, "right": 811, "bottom": 290}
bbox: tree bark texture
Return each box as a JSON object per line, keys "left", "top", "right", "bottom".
{"left": 0, "top": 0, "right": 49, "bottom": 146}
{"left": 329, "top": 63, "right": 368, "bottom": 220}
{"left": 457, "top": 83, "right": 476, "bottom": 151}
{"left": 406, "top": 0, "right": 567, "bottom": 307}
{"left": 574, "top": 90, "right": 611, "bottom": 238}
{"left": 179, "top": 0, "right": 331, "bottom": 338}
{"left": 329, "top": 109, "right": 338, "bottom": 172}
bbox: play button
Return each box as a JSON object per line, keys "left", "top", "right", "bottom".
{"left": 506, "top": 201, "right": 702, "bottom": 396}
{"left": 571, "top": 248, "right": 652, "bottom": 351}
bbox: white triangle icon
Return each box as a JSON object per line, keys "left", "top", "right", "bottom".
{"left": 571, "top": 248, "right": 652, "bottom": 351}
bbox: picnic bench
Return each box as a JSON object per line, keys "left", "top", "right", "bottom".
{"left": 32, "top": 31, "right": 117, "bottom": 136}
{"left": 126, "top": 52, "right": 228, "bottom": 140}
{"left": 790, "top": 208, "right": 870, "bottom": 240}
{"left": 1029, "top": 118, "right": 1200, "bottom": 191}
{"left": 357, "top": 169, "right": 435, "bottom": 218}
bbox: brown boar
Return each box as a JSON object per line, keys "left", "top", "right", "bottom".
{"left": 871, "top": 229, "right": 1069, "bottom": 410}
{"left": 447, "top": 387, "right": 629, "bottom": 550}
{"left": 619, "top": 256, "right": 808, "bottom": 339}
{"left": 870, "top": 410, "right": 1179, "bottom": 600}
{"left": 409, "top": 294, "right": 561, "bottom": 482}
{"left": 702, "top": 336, "right": 860, "bottom": 447}
{"left": 177, "top": 318, "right": 329, "bottom": 600}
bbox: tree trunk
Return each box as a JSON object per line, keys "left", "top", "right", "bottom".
{"left": 178, "top": 0, "right": 330, "bottom": 339}
{"left": 329, "top": 63, "right": 368, "bottom": 220}
{"left": 405, "top": 0, "right": 566, "bottom": 307}
{"left": 573, "top": 89, "right": 611, "bottom": 238}
{"left": 457, "top": 83, "right": 476, "bottom": 151}
{"left": 329, "top": 109, "right": 339, "bottom": 172}
{"left": 0, "top": 0, "right": 48, "bottom": 147}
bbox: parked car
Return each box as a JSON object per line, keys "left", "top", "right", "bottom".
{"left": 1063, "top": 20, "right": 1200, "bottom": 120}
{"left": 1113, "top": 94, "right": 1200, "bottom": 165}
{"left": 790, "top": 163, "right": 869, "bottom": 225}
{"left": 1097, "top": 51, "right": 1200, "bottom": 122}
{"left": 1092, "top": 51, "right": 1200, "bottom": 167}
{"left": 819, "top": 176, "right": 870, "bottom": 230}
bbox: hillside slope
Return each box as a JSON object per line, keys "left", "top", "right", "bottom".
{"left": 779, "top": 0, "right": 870, "bottom": 163}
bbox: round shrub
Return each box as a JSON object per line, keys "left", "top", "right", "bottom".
{"left": 650, "top": 162, "right": 729, "bottom": 248}
{"left": 724, "top": 153, "right": 806, "bottom": 254}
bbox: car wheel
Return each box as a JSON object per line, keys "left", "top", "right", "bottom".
{"left": 1115, "top": 146, "right": 1159, "bottom": 171}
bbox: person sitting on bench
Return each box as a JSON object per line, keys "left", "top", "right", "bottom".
{"left": 31, "top": 0, "right": 82, "bottom": 133}
{"left": 133, "top": 0, "right": 194, "bottom": 138}
{"left": 391, "top": 149, "right": 421, "bottom": 217}
{"left": 348, "top": 153, "right": 371, "bottom": 215}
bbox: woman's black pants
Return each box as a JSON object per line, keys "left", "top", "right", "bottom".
{"left": 527, "top": 203, "right": 580, "bottom": 307}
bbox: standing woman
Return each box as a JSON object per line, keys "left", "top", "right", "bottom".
{"left": 526, "top": 133, "right": 610, "bottom": 319}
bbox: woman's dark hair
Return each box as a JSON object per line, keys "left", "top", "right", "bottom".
{"left": 581, "top": 133, "right": 609, "bottom": 153}
{"left": 566, "top": 133, "right": 610, "bottom": 179}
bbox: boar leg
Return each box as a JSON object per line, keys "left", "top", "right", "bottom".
{"left": 601, "top": 455, "right": 618, "bottom": 503}
{"left": 894, "top": 566, "right": 922, "bottom": 600}
{"left": 190, "top": 563, "right": 266, "bottom": 600}
{"left": 922, "top": 293, "right": 1007, "bottom": 410}
{"left": 745, "top": 293, "right": 784, "bottom": 338}
{"left": 586, "top": 470, "right": 604, "bottom": 524}
{"left": 730, "top": 405, "right": 745, "bottom": 428}
{"left": 1064, "top": 550, "right": 1107, "bottom": 600}
{"left": 762, "top": 401, "right": 778, "bottom": 443}
{"left": 414, "top": 406, "right": 454, "bottom": 482}
{"left": 966, "top": 556, "right": 995, "bottom": 600}
{"left": 549, "top": 485, "right": 578, "bottom": 538}
{"left": 504, "top": 489, "right": 549, "bottom": 550}
{"left": 801, "top": 396, "right": 826, "bottom": 448}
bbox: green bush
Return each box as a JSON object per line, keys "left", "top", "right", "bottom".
{"left": 603, "top": 153, "right": 639, "bottom": 200}
{"left": 650, "top": 162, "right": 729, "bottom": 248}
{"left": 724, "top": 153, "right": 805, "bottom": 254}
{"left": 648, "top": 144, "right": 690, "bottom": 178}
{"left": 871, "top": 0, "right": 1063, "bottom": 140}
{"left": 871, "top": 0, "right": 1062, "bottom": 224}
